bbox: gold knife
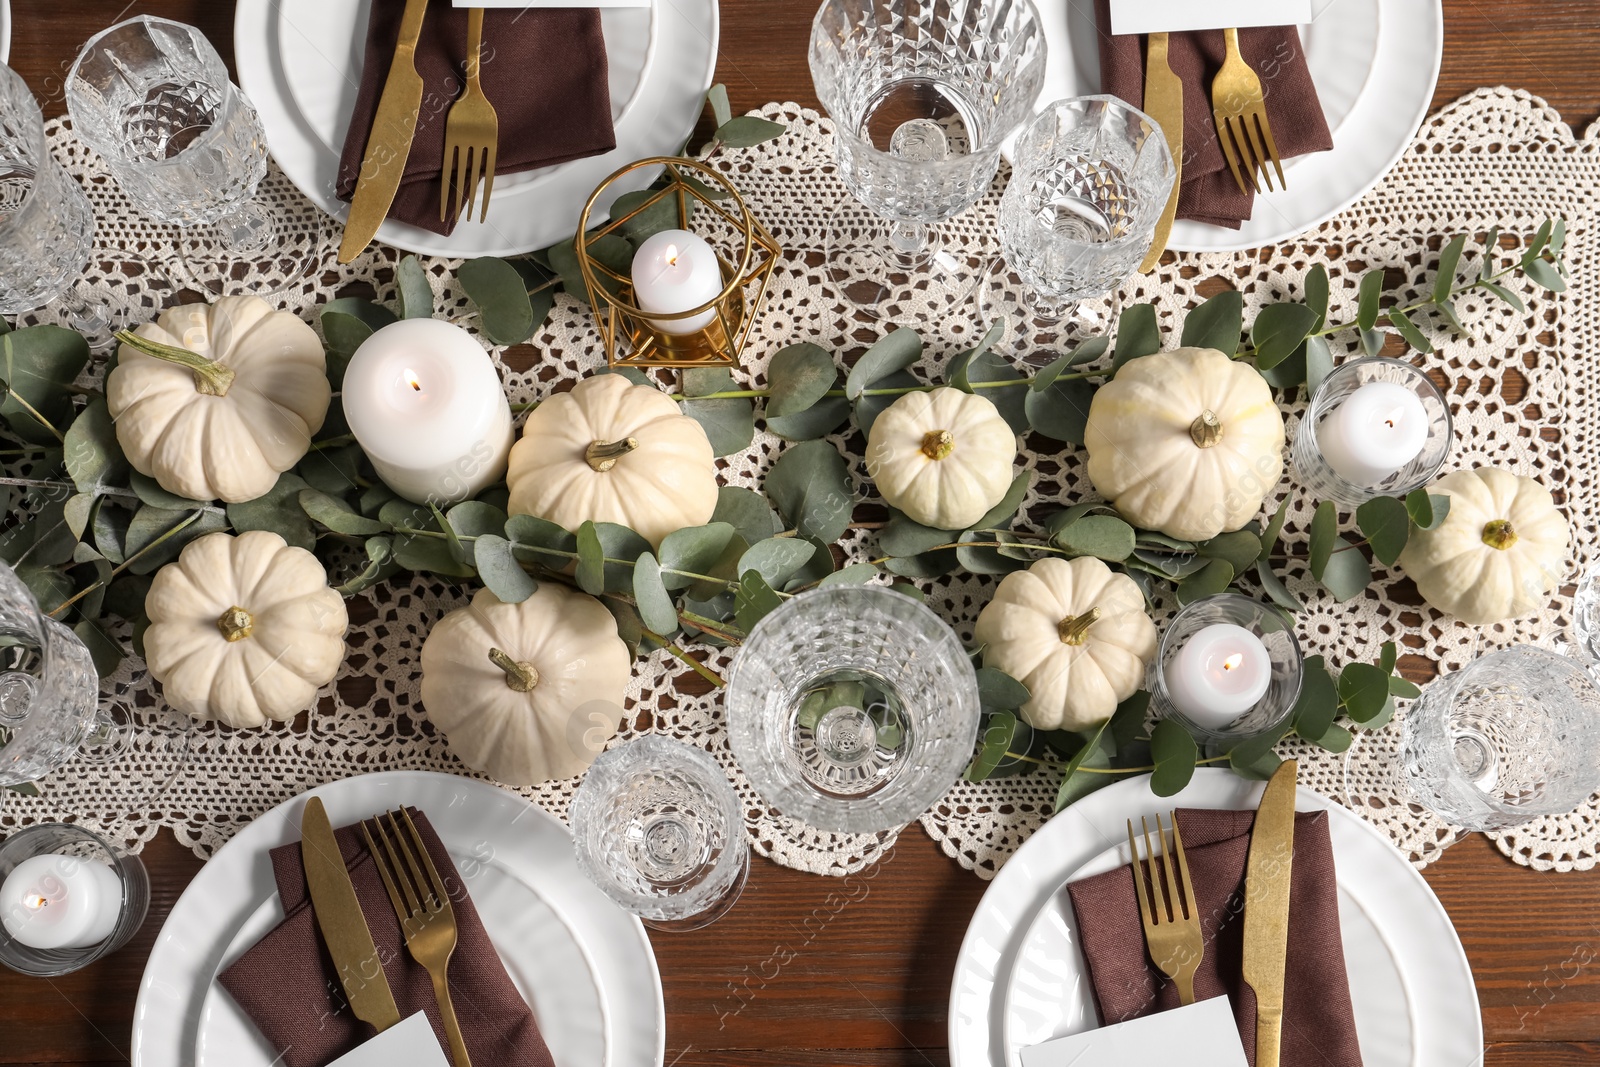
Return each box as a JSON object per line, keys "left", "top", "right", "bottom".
{"left": 338, "top": 0, "right": 432, "bottom": 263}
{"left": 301, "top": 796, "right": 402, "bottom": 1034}
{"left": 1139, "top": 32, "right": 1183, "bottom": 274}
{"left": 1241, "top": 759, "right": 1298, "bottom": 1067}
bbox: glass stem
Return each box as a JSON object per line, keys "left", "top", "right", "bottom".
{"left": 888, "top": 220, "right": 929, "bottom": 257}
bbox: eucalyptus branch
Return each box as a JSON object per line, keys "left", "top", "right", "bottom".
{"left": 1003, "top": 750, "right": 1232, "bottom": 774}
{"left": 2, "top": 390, "right": 64, "bottom": 443}
{"left": 644, "top": 632, "right": 728, "bottom": 687}
{"left": 46, "top": 509, "right": 206, "bottom": 620}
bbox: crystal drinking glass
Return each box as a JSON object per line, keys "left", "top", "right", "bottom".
{"left": 726, "top": 586, "right": 981, "bottom": 834}
{"left": 0, "top": 823, "right": 149, "bottom": 976}
{"left": 1151, "top": 593, "right": 1303, "bottom": 747}
{"left": 809, "top": 0, "right": 1047, "bottom": 319}
{"left": 1400, "top": 644, "right": 1600, "bottom": 831}
{"left": 980, "top": 96, "right": 1174, "bottom": 359}
{"left": 0, "top": 62, "right": 96, "bottom": 316}
{"left": 569, "top": 735, "right": 749, "bottom": 931}
{"left": 0, "top": 561, "right": 100, "bottom": 789}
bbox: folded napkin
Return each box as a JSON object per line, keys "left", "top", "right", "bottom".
{"left": 1093, "top": 0, "right": 1332, "bottom": 228}
{"left": 1066, "top": 808, "right": 1362, "bottom": 1067}
{"left": 219, "top": 808, "right": 555, "bottom": 1067}
{"left": 337, "top": 0, "right": 617, "bottom": 237}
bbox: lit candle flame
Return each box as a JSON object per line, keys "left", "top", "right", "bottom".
{"left": 1221, "top": 653, "right": 1244, "bottom": 673}
{"left": 664, "top": 243, "right": 680, "bottom": 267}
{"left": 24, "top": 893, "right": 49, "bottom": 911}
{"left": 404, "top": 369, "right": 423, "bottom": 393}
{"left": 1382, "top": 407, "right": 1406, "bottom": 430}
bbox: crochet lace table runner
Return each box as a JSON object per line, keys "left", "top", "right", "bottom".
{"left": 4, "top": 87, "right": 1596, "bottom": 877}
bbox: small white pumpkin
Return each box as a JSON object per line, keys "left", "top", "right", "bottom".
{"left": 420, "top": 583, "right": 632, "bottom": 786}
{"left": 107, "top": 296, "right": 331, "bottom": 503}
{"left": 1084, "top": 347, "right": 1284, "bottom": 541}
{"left": 865, "top": 387, "right": 1017, "bottom": 530}
{"left": 1398, "top": 467, "right": 1570, "bottom": 624}
{"left": 973, "top": 557, "right": 1157, "bottom": 730}
{"left": 506, "top": 374, "right": 718, "bottom": 548}
{"left": 144, "top": 530, "right": 347, "bottom": 727}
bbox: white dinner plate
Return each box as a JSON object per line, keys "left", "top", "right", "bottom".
{"left": 0, "top": 0, "right": 11, "bottom": 65}
{"left": 949, "top": 769, "right": 1480, "bottom": 1067}
{"left": 233, "top": 0, "right": 718, "bottom": 257}
{"left": 132, "top": 771, "right": 665, "bottom": 1067}
{"left": 1023, "top": 0, "right": 1442, "bottom": 251}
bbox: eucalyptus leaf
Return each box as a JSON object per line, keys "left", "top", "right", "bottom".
{"left": 1228, "top": 725, "right": 1288, "bottom": 779}
{"left": 227, "top": 473, "right": 316, "bottom": 550}
{"left": 1404, "top": 487, "right": 1447, "bottom": 530}
{"left": 548, "top": 234, "right": 632, "bottom": 306}
{"left": 393, "top": 531, "right": 475, "bottom": 577}
{"left": 64, "top": 492, "right": 96, "bottom": 541}
{"left": 965, "top": 711, "right": 1019, "bottom": 782}
{"left": 970, "top": 471, "right": 1033, "bottom": 533}
{"left": 1024, "top": 367, "right": 1096, "bottom": 444}
{"left": 1259, "top": 496, "right": 1290, "bottom": 561}
{"left": 686, "top": 533, "right": 748, "bottom": 601}
{"left": 1319, "top": 537, "right": 1373, "bottom": 602}
{"left": 395, "top": 255, "right": 434, "bottom": 319}
{"left": 713, "top": 115, "right": 786, "bottom": 148}
{"left": 575, "top": 521, "right": 605, "bottom": 594}
{"left": 335, "top": 536, "right": 398, "bottom": 597}
{"left": 609, "top": 188, "right": 688, "bottom": 246}
{"left": 710, "top": 487, "right": 780, "bottom": 547}
{"left": 883, "top": 548, "right": 958, "bottom": 578}
{"left": 819, "top": 562, "right": 879, "bottom": 587}
{"left": 586, "top": 522, "right": 651, "bottom": 593}
{"left": 1304, "top": 263, "right": 1329, "bottom": 331}
{"left": 737, "top": 537, "right": 816, "bottom": 588}
{"left": 1390, "top": 674, "right": 1422, "bottom": 699}
{"left": 1177, "top": 557, "right": 1235, "bottom": 604}
{"left": 1250, "top": 303, "right": 1318, "bottom": 369}
{"left": 633, "top": 552, "right": 679, "bottom": 634}
{"left": 103, "top": 573, "right": 151, "bottom": 621}
{"left": 73, "top": 617, "right": 124, "bottom": 679}
{"left": 1387, "top": 308, "right": 1433, "bottom": 353}
{"left": 1051, "top": 513, "right": 1135, "bottom": 562}
{"left": 1065, "top": 335, "right": 1111, "bottom": 368}
{"left": 1380, "top": 641, "right": 1398, "bottom": 673}
{"left": 1356, "top": 269, "right": 1383, "bottom": 331}
{"left": 91, "top": 502, "right": 131, "bottom": 565}
{"left": 1292, "top": 663, "right": 1340, "bottom": 742}
{"left": 1314, "top": 723, "right": 1353, "bottom": 753}
{"left": 1199, "top": 529, "right": 1263, "bottom": 575}
{"left": 975, "top": 667, "right": 1030, "bottom": 711}
{"left": 1111, "top": 303, "right": 1160, "bottom": 371}
{"left": 299, "top": 488, "right": 390, "bottom": 536}
{"left": 445, "top": 500, "right": 508, "bottom": 542}
{"left": 782, "top": 535, "right": 837, "bottom": 591}
{"left": 956, "top": 530, "right": 1027, "bottom": 575}
{"left": 1360, "top": 327, "right": 1385, "bottom": 358}
{"left": 297, "top": 442, "right": 365, "bottom": 496}
{"left": 130, "top": 471, "right": 207, "bottom": 509}
{"left": 1524, "top": 256, "right": 1566, "bottom": 292}
{"left": 852, "top": 369, "right": 920, "bottom": 436}
{"left": 706, "top": 83, "right": 732, "bottom": 128}
{"left": 765, "top": 440, "right": 854, "bottom": 543}
{"left": 123, "top": 506, "right": 227, "bottom": 575}
{"left": 63, "top": 399, "right": 128, "bottom": 492}
{"left": 1434, "top": 233, "right": 1466, "bottom": 303}
{"left": 679, "top": 368, "right": 755, "bottom": 456}
{"left": 948, "top": 346, "right": 1027, "bottom": 433}
{"left": 458, "top": 257, "right": 536, "bottom": 345}
{"left": 1308, "top": 499, "right": 1337, "bottom": 580}
{"left": 766, "top": 396, "right": 851, "bottom": 440}
{"left": 765, "top": 342, "right": 838, "bottom": 418}
{"left": 1180, "top": 290, "right": 1243, "bottom": 355}
{"left": 1356, "top": 495, "right": 1410, "bottom": 567}
{"left": 1339, "top": 661, "right": 1391, "bottom": 722}
{"left": 734, "top": 568, "right": 784, "bottom": 630}
{"left": 16, "top": 564, "right": 72, "bottom": 614}
{"left": 1, "top": 325, "right": 90, "bottom": 443}
{"left": 1254, "top": 560, "right": 1303, "bottom": 612}
{"left": 1304, "top": 335, "right": 1334, "bottom": 393}
{"left": 659, "top": 522, "right": 736, "bottom": 590}
{"left": 505, "top": 513, "right": 578, "bottom": 569}
{"left": 472, "top": 534, "right": 537, "bottom": 602}
{"left": 1150, "top": 717, "right": 1199, "bottom": 796}
{"left": 846, "top": 329, "right": 922, "bottom": 399}
{"left": 880, "top": 510, "right": 955, "bottom": 557}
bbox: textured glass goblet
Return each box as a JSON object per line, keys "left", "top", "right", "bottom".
{"left": 0, "top": 561, "right": 100, "bottom": 789}
{"left": 0, "top": 62, "right": 96, "bottom": 316}
{"left": 981, "top": 95, "right": 1174, "bottom": 361}
{"left": 809, "top": 0, "right": 1047, "bottom": 318}
{"left": 569, "top": 735, "right": 749, "bottom": 931}
{"left": 1400, "top": 644, "right": 1600, "bottom": 831}
{"left": 726, "top": 586, "right": 981, "bottom": 834}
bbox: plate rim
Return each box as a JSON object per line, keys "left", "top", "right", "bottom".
{"left": 946, "top": 768, "right": 1480, "bottom": 1067}
{"left": 0, "top": 0, "right": 10, "bottom": 65}
{"left": 130, "top": 769, "right": 665, "bottom": 1067}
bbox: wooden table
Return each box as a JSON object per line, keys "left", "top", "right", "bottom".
{"left": 6, "top": 2, "right": 1600, "bottom": 1064}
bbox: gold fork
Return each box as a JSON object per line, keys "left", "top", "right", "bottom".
{"left": 362, "top": 810, "right": 472, "bottom": 1067}
{"left": 440, "top": 8, "right": 498, "bottom": 224}
{"left": 1210, "top": 27, "right": 1285, "bottom": 195}
{"left": 1127, "top": 813, "right": 1203, "bottom": 1005}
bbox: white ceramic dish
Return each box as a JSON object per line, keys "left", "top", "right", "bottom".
{"left": 233, "top": 0, "right": 718, "bottom": 257}
{"left": 1022, "top": 0, "right": 1442, "bottom": 251}
{"left": 0, "top": 0, "right": 11, "bottom": 65}
{"left": 132, "top": 771, "right": 665, "bottom": 1067}
{"left": 949, "top": 769, "right": 1480, "bottom": 1067}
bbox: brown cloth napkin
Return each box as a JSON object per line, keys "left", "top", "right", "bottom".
{"left": 1066, "top": 808, "right": 1362, "bottom": 1067}
{"left": 218, "top": 808, "right": 555, "bottom": 1067}
{"left": 337, "top": 0, "right": 617, "bottom": 237}
{"left": 1093, "top": 0, "right": 1332, "bottom": 228}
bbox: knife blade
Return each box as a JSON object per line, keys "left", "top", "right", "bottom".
{"left": 1241, "top": 758, "right": 1297, "bottom": 1067}
{"left": 338, "top": 0, "right": 432, "bottom": 263}
{"left": 301, "top": 796, "right": 402, "bottom": 1034}
{"left": 1138, "top": 32, "right": 1183, "bottom": 274}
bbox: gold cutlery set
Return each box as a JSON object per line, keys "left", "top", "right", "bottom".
{"left": 1128, "top": 759, "right": 1299, "bottom": 1066}
{"left": 302, "top": 798, "right": 472, "bottom": 1066}
{"left": 339, "top": 2, "right": 500, "bottom": 264}
{"left": 1141, "top": 27, "right": 1286, "bottom": 269}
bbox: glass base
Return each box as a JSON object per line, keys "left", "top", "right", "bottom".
{"left": 640, "top": 844, "right": 749, "bottom": 933}
{"left": 177, "top": 198, "right": 330, "bottom": 302}
{"left": 974, "top": 257, "right": 1119, "bottom": 366}
{"left": 820, "top": 213, "right": 988, "bottom": 326}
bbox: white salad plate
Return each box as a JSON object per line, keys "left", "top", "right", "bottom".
{"left": 132, "top": 770, "right": 665, "bottom": 1067}
{"left": 949, "top": 769, "right": 1480, "bottom": 1067}
{"left": 233, "top": 0, "right": 718, "bottom": 257}
{"left": 0, "top": 1, "right": 11, "bottom": 65}
{"left": 1024, "top": 0, "right": 1443, "bottom": 251}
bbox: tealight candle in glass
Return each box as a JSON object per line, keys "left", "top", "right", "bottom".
{"left": 1292, "top": 357, "right": 1451, "bottom": 507}
{"left": 0, "top": 824, "right": 148, "bottom": 976}
{"left": 1153, "top": 594, "right": 1303, "bottom": 745}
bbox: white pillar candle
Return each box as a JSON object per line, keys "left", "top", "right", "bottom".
{"left": 0, "top": 853, "right": 123, "bottom": 950}
{"left": 631, "top": 230, "right": 723, "bottom": 334}
{"left": 343, "top": 319, "right": 514, "bottom": 506}
{"left": 1165, "top": 623, "right": 1273, "bottom": 729}
{"left": 1316, "top": 381, "right": 1428, "bottom": 486}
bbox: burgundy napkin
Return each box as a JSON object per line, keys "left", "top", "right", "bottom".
{"left": 336, "top": 0, "right": 617, "bottom": 236}
{"left": 219, "top": 808, "right": 555, "bottom": 1067}
{"left": 1066, "top": 808, "right": 1362, "bottom": 1067}
{"left": 1093, "top": 0, "right": 1333, "bottom": 228}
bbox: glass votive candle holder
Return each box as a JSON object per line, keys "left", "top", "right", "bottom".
{"left": 569, "top": 735, "right": 749, "bottom": 932}
{"left": 1152, "top": 594, "right": 1304, "bottom": 746}
{"left": 1291, "top": 357, "right": 1452, "bottom": 507}
{"left": 0, "top": 823, "right": 149, "bottom": 976}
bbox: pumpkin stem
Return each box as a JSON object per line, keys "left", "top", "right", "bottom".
{"left": 114, "top": 328, "right": 236, "bottom": 397}
{"left": 1482, "top": 519, "right": 1519, "bottom": 551}
{"left": 488, "top": 647, "right": 540, "bottom": 692}
{"left": 1057, "top": 607, "right": 1102, "bottom": 646}
{"left": 921, "top": 429, "right": 955, "bottom": 461}
{"left": 1189, "top": 410, "right": 1224, "bottom": 448}
{"left": 217, "top": 606, "right": 254, "bottom": 642}
{"left": 584, "top": 437, "right": 639, "bottom": 473}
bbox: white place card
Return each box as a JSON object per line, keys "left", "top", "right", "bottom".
{"left": 1108, "top": 0, "right": 1314, "bottom": 35}
{"left": 454, "top": 1, "right": 651, "bottom": 8}
{"left": 328, "top": 1012, "right": 450, "bottom": 1067}
{"left": 1019, "top": 996, "right": 1249, "bottom": 1067}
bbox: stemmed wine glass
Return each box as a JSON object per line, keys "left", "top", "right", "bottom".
{"left": 809, "top": 0, "right": 1047, "bottom": 322}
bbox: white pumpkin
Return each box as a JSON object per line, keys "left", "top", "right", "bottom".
{"left": 973, "top": 557, "right": 1157, "bottom": 730}
{"left": 506, "top": 374, "right": 718, "bottom": 548}
{"left": 1398, "top": 467, "right": 1570, "bottom": 624}
{"left": 420, "top": 583, "right": 632, "bottom": 786}
{"left": 108, "top": 296, "right": 331, "bottom": 503}
{"left": 865, "top": 387, "right": 1018, "bottom": 530}
{"left": 1083, "top": 347, "right": 1284, "bottom": 541}
{"left": 144, "top": 531, "right": 347, "bottom": 727}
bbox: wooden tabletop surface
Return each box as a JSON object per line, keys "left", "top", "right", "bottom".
{"left": 5, "top": 1, "right": 1600, "bottom": 1064}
